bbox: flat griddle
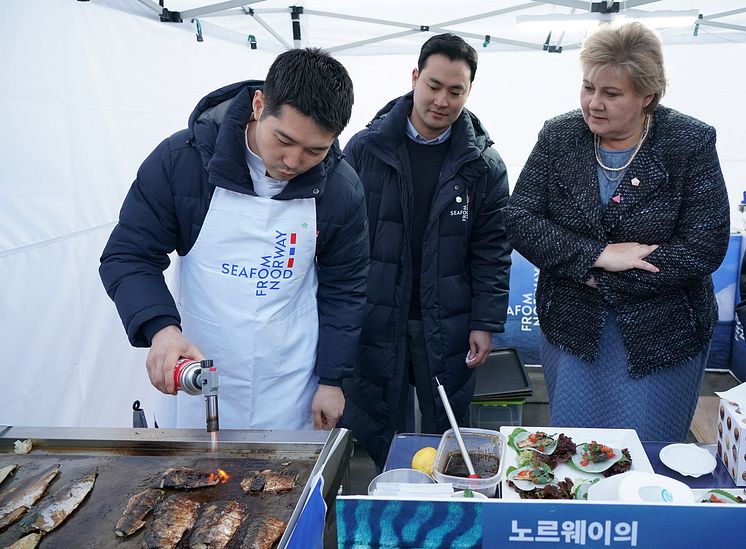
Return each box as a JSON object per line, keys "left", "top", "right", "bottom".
{"left": 0, "top": 427, "right": 350, "bottom": 548}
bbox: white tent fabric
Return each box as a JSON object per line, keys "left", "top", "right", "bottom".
{"left": 1, "top": 0, "right": 745, "bottom": 428}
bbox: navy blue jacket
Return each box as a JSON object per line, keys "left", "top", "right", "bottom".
{"left": 341, "top": 93, "right": 511, "bottom": 467}
{"left": 100, "top": 80, "right": 369, "bottom": 386}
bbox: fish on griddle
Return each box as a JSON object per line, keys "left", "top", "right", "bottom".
{"left": 240, "top": 470, "right": 270, "bottom": 494}
{"left": 241, "top": 516, "right": 287, "bottom": 549}
{"left": 113, "top": 487, "right": 164, "bottom": 537}
{"left": 240, "top": 469, "right": 297, "bottom": 494}
{"left": 4, "top": 532, "right": 42, "bottom": 549}
{"left": 141, "top": 495, "right": 200, "bottom": 549}
{"left": 20, "top": 469, "right": 97, "bottom": 534}
{"left": 263, "top": 470, "right": 298, "bottom": 493}
{"left": 158, "top": 467, "right": 220, "bottom": 490}
{"left": 0, "top": 464, "right": 60, "bottom": 530}
{"left": 0, "top": 465, "right": 19, "bottom": 488}
{"left": 188, "top": 500, "right": 247, "bottom": 549}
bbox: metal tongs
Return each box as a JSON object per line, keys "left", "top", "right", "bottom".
{"left": 435, "top": 377, "right": 480, "bottom": 479}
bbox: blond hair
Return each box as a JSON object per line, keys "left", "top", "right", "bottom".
{"left": 580, "top": 21, "right": 667, "bottom": 114}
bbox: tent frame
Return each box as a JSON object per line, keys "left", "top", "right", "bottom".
{"left": 132, "top": 0, "right": 746, "bottom": 53}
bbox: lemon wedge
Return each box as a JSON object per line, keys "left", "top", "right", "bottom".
{"left": 411, "top": 446, "right": 437, "bottom": 475}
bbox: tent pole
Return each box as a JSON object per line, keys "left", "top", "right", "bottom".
{"left": 291, "top": 6, "right": 303, "bottom": 49}
{"left": 180, "top": 0, "right": 267, "bottom": 20}
{"left": 326, "top": 30, "right": 422, "bottom": 54}
{"left": 242, "top": 7, "right": 292, "bottom": 50}
{"left": 133, "top": 0, "right": 163, "bottom": 15}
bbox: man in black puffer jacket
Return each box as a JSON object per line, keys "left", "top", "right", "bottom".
{"left": 100, "top": 49, "right": 369, "bottom": 432}
{"left": 342, "top": 34, "right": 511, "bottom": 468}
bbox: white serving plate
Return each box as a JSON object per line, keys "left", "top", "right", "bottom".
{"left": 499, "top": 426, "right": 653, "bottom": 500}
{"left": 659, "top": 443, "right": 717, "bottom": 477}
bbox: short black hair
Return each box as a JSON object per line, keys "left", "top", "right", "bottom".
{"left": 262, "top": 48, "right": 354, "bottom": 136}
{"left": 418, "top": 33, "right": 478, "bottom": 82}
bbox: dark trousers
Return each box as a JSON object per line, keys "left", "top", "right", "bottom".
{"left": 396, "top": 320, "right": 438, "bottom": 434}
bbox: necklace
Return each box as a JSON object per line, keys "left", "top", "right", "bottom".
{"left": 601, "top": 166, "right": 626, "bottom": 183}
{"left": 594, "top": 114, "right": 651, "bottom": 177}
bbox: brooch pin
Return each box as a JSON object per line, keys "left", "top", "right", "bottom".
{"left": 612, "top": 195, "right": 621, "bottom": 203}
{"left": 631, "top": 177, "right": 640, "bottom": 187}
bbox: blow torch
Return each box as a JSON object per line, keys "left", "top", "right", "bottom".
{"left": 174, "top": 358, "right": 219, "bottom": 433}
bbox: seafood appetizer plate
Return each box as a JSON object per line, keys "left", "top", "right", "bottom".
{"left": 499, "top": 426, "right": 653, "bottom": 500}
{"left": 692, "top": 488, "right": 746, "bottom": 504}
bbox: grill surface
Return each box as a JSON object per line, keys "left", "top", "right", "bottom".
{"left": 0, "top": 427, "right": 346, "bottom": 548}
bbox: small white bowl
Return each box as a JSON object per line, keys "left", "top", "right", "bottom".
{"left": 367, "top": 468, "right": 435, "bottom": 495}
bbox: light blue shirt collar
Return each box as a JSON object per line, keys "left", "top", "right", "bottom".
{"left": 405, "top": 117, "right": 451, "bottom": 145}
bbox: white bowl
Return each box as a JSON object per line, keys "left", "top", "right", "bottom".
{"left": 367, "top": 468, "right": 435, "bottom": 495}
{"left": 587, "top": 472, "right": 630, "bottom": 501}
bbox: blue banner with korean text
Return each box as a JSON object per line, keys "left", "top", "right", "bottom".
{"left": 495, "top": 234, "right": 743, "bottom": 372}
{"left": 336, "top": 497, "right": 745, "bottom": 548}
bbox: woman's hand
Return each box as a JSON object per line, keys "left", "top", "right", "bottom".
{"left": 593, "top": 242, "right": 659, "bottom": 273}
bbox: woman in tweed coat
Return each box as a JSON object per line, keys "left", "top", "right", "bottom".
{"left": 505, "top": 22, "right": 730, "bottom": 441}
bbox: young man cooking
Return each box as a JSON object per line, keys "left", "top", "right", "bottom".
{"left": 100, "top": 48, "right": 369, "bottom": 431}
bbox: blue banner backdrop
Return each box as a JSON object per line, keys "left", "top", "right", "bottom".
{"left": 495, "top": 234, "right": 743, "bottom": 373}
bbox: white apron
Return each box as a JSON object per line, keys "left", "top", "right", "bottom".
{"left": 174, "top": 186, "right": 319, "bottom": 430}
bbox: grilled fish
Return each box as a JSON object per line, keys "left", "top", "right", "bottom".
{"left": 188, "top": 500, "right": 247, "bottom": 549}
{"left": 20, "top": 469, "right": 97, "bottom": 534}
{"left": 240, "top": 469, "right": 296, "bottom": 494}
{"left": 141, "top": 495, "right": 200, "bottom": 549}
{"left": 240, "top": 470, "right": 270, "bottom": 494}
{"left": 0, "top": 464, "right": 59, "bottom": 530}
{"left": 0, "top": 465, "right": 18, "bottom": 488}
{"left": 158, "top": 467, "right": 220, "bottom": 490}
{"left": 263, "top": 470, "right": 297, "bottom": 493}
{"left": 4, "top": 532, "right": 42, "bottom": 549}
{"left": 241, "top": 516, "right": 287, "bottom": 549}
{"left": 114, "top": 487, "right": 164, "bottom": 537}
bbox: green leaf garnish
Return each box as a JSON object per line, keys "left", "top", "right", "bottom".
{"left": 516, "top": 449, "right": 535, "bottom": 468}
{"left": 507, "top": 427, "right": 529, "bottom": 452}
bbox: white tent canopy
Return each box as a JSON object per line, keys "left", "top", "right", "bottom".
{"left": 131, "top": 0, "right": 746, "bottom": 54}
{"left": 1, "top": 0, "right": 744, "bottom": 429}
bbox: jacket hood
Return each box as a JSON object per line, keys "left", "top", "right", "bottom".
{"left": 186, "top": 80, "right": 343, "bottom": 196}
{"left": 187, "top": 79, "right": 263, "bottom": 170}
{"left": 366, "top": 92, "right": 493, "bottom": 154}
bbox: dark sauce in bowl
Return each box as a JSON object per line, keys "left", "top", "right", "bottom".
{"left": 443, "top": 451, "right": 499, "bottom": 478}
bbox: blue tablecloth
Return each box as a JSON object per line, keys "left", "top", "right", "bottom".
{"left": 384, "top": 433, "right": 736, "bottom": 490}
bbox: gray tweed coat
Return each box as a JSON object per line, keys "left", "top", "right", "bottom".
{"left": 505, "top": 105, "right": 730, "bottom": 377}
